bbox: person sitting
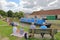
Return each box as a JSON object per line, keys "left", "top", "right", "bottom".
{"left": 40, "top": 22, "right": 47, "bottom": 29}
{"left": 40, "top": 22, "right": 47, "bottom": 38}
{"left": 10, "top": 22, "right": 14, "bottom": 26}
{"left": 29, "top": 22, "right": 36, "bottom": 37}
{"left": 20, "top": 27, "right": 24, "bottom": 35}
{"left": 10, "top": 22, "right": 19, "bottom": 26}
{"left": 12, "top": 25, "right": 18, "bottom": 35}
{"left": 30, "top": 22, "right": 36, "bottom": 29}
{"left": 24, "top": 32, "right": 28, "bottom": 40}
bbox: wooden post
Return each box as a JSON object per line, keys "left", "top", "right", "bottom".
{"left": 32, "top": 29, "right": 34, "bottom": 37}
{"left": 51, "top": 29, "right": 54, "bottom": 40}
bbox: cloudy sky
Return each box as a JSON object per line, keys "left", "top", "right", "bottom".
{"left": 0, "top": 0, "right": 60, "bottom": 13}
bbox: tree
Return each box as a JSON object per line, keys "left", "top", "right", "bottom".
{"left": 13, "top": 12, "right": 18, "bottom": 17}
{"left": 7, "top": 10, "right": 14, "bottom": 17}
{"left": 0, "top": 10, "right": 7, "bottom": 16}
{"left": 13, "top": 11, "right": 24, "bottom": 19}
{"left": 18, "top": 11, "right": 24, "bottom": 18}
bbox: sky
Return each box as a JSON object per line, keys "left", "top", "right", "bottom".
{"left": 0, "top": 0, "right": 60, "bottom": 13}
{"left": 7, "top": 0, "right": 19, "bottom": 4}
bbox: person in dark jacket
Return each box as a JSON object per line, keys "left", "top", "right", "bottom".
{"left": 24, "top": 33, "right": 28, "bottom": 40}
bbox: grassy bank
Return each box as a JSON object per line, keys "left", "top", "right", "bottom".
{"left": 0, "top": 20, "right": 60, "bottom": 40}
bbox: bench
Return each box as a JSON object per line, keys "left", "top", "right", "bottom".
{"left": 29, "top": 28, "right": 57, "bottom": 40}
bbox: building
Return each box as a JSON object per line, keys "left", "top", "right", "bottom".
{"left": 27, "top": 9, "right": 60, "bottom": 19}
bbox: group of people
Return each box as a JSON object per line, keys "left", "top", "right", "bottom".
{"left": 30, "top": 22, "right": 47, "bottom": 29}
{"left": 10, "top": 22, "right": 47, "bottom": 38}
{"left": 24, "top": 22, "right": 47, "bottom": 40}
{"left": 10, "top": 22, "right": 25, "bottom": 37}
{"left": 1, "top": 16, "right": 48, "bottom": 40}
{"left": 6, "top": 18, "right": 24, "bottom": 37}
{"left": 8, "top": 18, "right": 47, "bottom": 40}
{"left": 30, "top": 22, "right": 47, "bottom": 38}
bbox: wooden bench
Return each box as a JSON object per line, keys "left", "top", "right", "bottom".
{"left": 29, "top": 28, "right": 57, "bottom": 40}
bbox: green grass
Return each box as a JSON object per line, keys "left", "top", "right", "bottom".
{"left": 0, "top": 20, "right": 29, "bottom": 40}
{"left": 55, "top": 32, "right": 60, "bottom": 40}
{"left": 0, "top": 20, "right": 7, "bottom": 25}
{"left": 0, "top": 20, "right": 17, "bottom": 40}
{"left": 46, "top": 20, "right": 60, "bottom": 24}
{"left": 0, "top": 20, "right": 60, "bottom": 40}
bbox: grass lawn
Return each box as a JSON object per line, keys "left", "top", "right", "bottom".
{"left": 0, "top": 20, "right": 29, "bottom": 40}
{"left": 0, "top": 20, "right": 60, "bottom": 40}
{"left": 0, "top": 20, "right": 18, "bottom": 40}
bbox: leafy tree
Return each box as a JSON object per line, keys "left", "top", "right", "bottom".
{"left": 14, "top": 11, "right": 24, "bottom": 18}
{"left": 13, "top": 12, "right": 18, "bottom": 17}
{"left": 0, "top": 10, "right": 7, "bottom": 16}
{"left": 0, "top": 10, "right": 24, "bottom": 18}
{"left": 18, "top": 11, "right": 24, "bottom": 18}
{"left": 7, "top": 10, "right": 14, "bottom": 17}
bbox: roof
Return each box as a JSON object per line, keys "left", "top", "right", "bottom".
{"left": 31, "top": 9, "right": 60, "bottom": 15}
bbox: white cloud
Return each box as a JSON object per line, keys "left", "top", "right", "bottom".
{"left": 6, "top": 2, "right": 18, "bottom": 12}
{"left": 0, "top": 0, "right": 18, "bottom": 12}
{"left": 48, "top": 0, "right": 58, "bottom": 7}
{"left": 0, "top": 0, "right": 6, "bottom": 1}
{"left": 7, "top": 2, "right": 18, "bottom": 7}
{"left": 47, "top": 0, "right": 50, "bottom": 1}
{"left": 0, "top": 0, "right": 60, "bottom": 13}
{"left": 18, "top": 0, "right": 44, "bottom": 13}
{"left": 0, "top": 0, "right": 7, "bottom": 10}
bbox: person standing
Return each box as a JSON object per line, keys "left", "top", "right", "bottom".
{"left": 6, "top": 17, "right": 10, "bottom": 25}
